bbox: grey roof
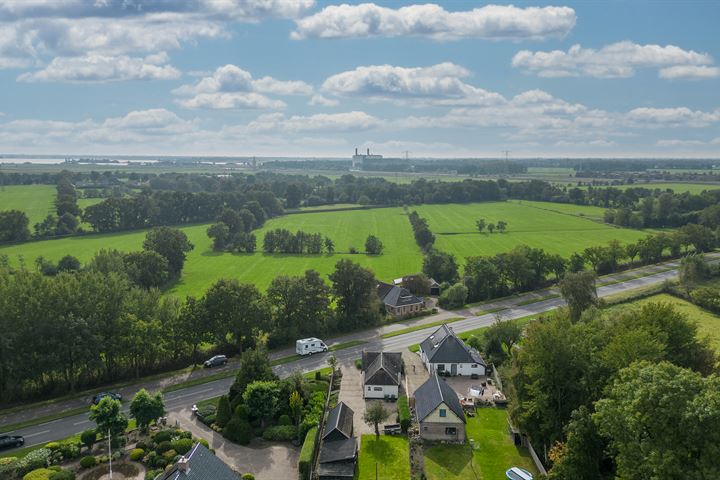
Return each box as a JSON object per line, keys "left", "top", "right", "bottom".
{"left": 317, "top": 460, "right": 356, "bottom": 478}
{"left": 414, "top": 374, "right": 466, "bottom": 424}
{"left": 159, "top": 443, "right": 237, "bottom": 480}
{"left": 377, "top": 282, "right": 424, "bottom": 308}
{"left": 323, "top": 402, "right": 353, "bottom": 440}
{"left": 420, "top": 324, "right": 486, "bottom": 366}
{"left": 362, "top": 352, "right": 402, "bottom": 386}
{"left": 319, "top": 436, "right": 358, "bottom": 464}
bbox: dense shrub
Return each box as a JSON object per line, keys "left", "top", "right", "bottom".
{"left": 262, "top": 425, "right": 298, "bottom": 441}
{"left": 130, "top": 448, "right": 145, "bottom": 461}
{"left": 156, "top": 441, "right": 173, "bottom": 454}
{"left": 0, "top": 457, "right": 18, "bottom": 477}
{"left": 355, "top": 359, "right": 362, "bottom": 370}
{"left": 171, "top": 438, "right": 194, "bottom": 455}
{"left": 23, "top": 468, "right": 55, "bottom": 480}
{"left": 298, "top": 427, "right": 317, "bottom": 480}
{"left": 223, "top": 416, "right": 253, "bottom": 445}
{"left": 153, "top": 430, "right": 173, "bottom": 444}
{"left": 80, "top": 429, "right": 96, "bottom": 450}
{"left": 200, "top": 413, "right": 216, "bottom": 426}
{"left": 16, "top": 449, "right": 52, "bottom": 476}
{"left": 278, "top": 414, "right": 291, "bottom": 426}
{"left": 49, "top": 470, "right": 76, "bottom": 480}
{"left": 397, "top": 395, "right": 411, "bottom": 432}
{"left": 215, "top": 395, "right": 232, "bottom": 427}
{"left": 197, "top": 438, "right": 210, "bottom": 448}
{"left": 44, "top": 442, "right": 61, "bottom": 451}
{"left": 235, "top": 404, "right": 250, "bottom": 420}
{"left": 135, "top": 441, "right": 147, "bottom": 450}
{"left": 79, "top": 456, "right": 97, "bottom": 469}
{"left": 242, "top": 474, "right": 256, "bottom": 480}
{"left": 691, "top": 286, "right": 720, "bottom": 313}
{"left": 162, "top": 449, "right": 177, "bottom": 460}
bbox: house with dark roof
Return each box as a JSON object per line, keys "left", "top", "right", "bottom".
{"left": 419, "top": 324, "right": 487, "bottom": 377}
{"left": 414, "top": 374, "right": 466, "bottom": 442}
{"left": 158, "top": 443, "right": 238, "bottom": 480}
{"left": 377, "top": 281, "right": 426, "bottom": 318}
{"left": 318, "top": 401, "right": 357, "bottom": 480}
{"left": 362, "top": 351, "right": 403, "bottom": 399}
{"left": 393, "top": 274, "right": 441, "bottom": 296}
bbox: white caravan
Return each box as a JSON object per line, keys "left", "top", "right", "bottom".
{"left": 296, "top": 337, "right": 328, "bottom": 356}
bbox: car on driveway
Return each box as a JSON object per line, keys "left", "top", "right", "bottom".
{"left": 92, "top": 392, "right": 122, "bottom": 405}
{"left": 0, "top": 434, "right": 24, "bottom": 450}
{"left": 204, "top": 354, "right": 228, "bottom": 368}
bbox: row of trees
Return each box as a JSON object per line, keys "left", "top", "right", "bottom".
{"left": 206, "top": 206, "right": 261, "bottom": 253}
{"left": 0, "top": 256, "right": 381, "bottom": 402}
{"left": 262, "top": 229, "right": 334, "bottom": 254}
{"left": 408, "top": 210, "right": 435, "bottom": 250}
{"left": 506, "top": 300, "right": 718, "bottom": 479}
{"left": 604, "top": 189, "right": 720, "bottom": 229}
{"left": 475, "top": 218, "right": 508, "bottom": 233}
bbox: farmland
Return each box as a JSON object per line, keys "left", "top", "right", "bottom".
{"left": 0, "top": 184, "right": 56, "bottom": 225}
{"left": 0, "top": 207, "right": 423, "bottom": 297}
{"left": 414, "top": 201, "right": 647, "bottom": 264}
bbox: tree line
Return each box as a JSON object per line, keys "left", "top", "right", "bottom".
{"left": 0, "top": 255, "right": 381, "bottom": 403}
{"left": 262, "top": 229, "right": 333, "bottom": 254}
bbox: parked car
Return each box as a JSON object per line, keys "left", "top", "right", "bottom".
{"left": 203, "top": 354, "right": 228, "bottom": 368}
{"left": 296, "top": 338, "right": 328, "bottom": 356}
{"left": 0, "top": 434, "right": 24, "bottom": 450}
{"left": 92, "top": 392, "right": 122, "bottom": 405}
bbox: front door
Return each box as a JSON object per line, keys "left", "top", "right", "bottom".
{"left": 451, "top": 364, "right": 457, "bottom": 375}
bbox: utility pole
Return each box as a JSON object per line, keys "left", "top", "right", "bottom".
{"left": 502, "top": 150, "right": 510, "bottom": 162}
{"left": 402, "top": 150, "right": 411, "bottom": 161}
{"left": 108, "top": 429, "right": 113, "bottom": 479}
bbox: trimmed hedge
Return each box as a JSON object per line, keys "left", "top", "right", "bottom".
{"left": 397, "top": 395, "right": 411, "bottom": 432}
{"left": 129, "top": 448, "right": 145, "bottom": 461}
{"left": 79, "top": 456, "right": 97, "bottom": 469}
{"left": 171, "top": 438, "right": 194, "bottom": 455}
{"left": 23, "top": 468, "right": 55, "bottom": 480}
{"left": 262, "top": 425, "right": 297, "bottom": 442}
{"left": 49, "top": 471, "right": 76, "bottom": 480}
{"left": 223, "top": 416, "right": 253, "bottom": 445}
{"left": 298, "top": 427, "right": 317, "bottom": 480}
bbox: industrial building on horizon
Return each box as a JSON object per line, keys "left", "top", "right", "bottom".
{"left": 351, "top": 147, "right": 382, "bottom": 170}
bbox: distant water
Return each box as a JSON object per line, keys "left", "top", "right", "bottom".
{"left": 0, "top": 157, "right": 66, "bottom": 164}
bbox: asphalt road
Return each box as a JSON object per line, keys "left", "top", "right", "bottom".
{"left": 0, "top": 261, "right": 709, "bottom": 452}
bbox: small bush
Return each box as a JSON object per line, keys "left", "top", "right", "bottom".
{"left": 16, "top": 449, "right": 52, "bottom": 476}
{"left": 397, "top": 395, "right": 411, "bottom": 432}
{"left": 197, "top": 438, "right": 209, "bottom": 448}
{"left": 49, "top": 470, "right": 75, "bottom": 480}
{"left": 162, "top": 449, "right": 177, "bottom": 460}
{"left": 223, "top": 416, "right": 253, "bottom": 445}
{"left": 44, "top": 442, "right": 61, "bottom": 451}
{"left": 242, "top": 474, "right": 256, "bottom": 480}
{"left": 80, "top": 429, "right": 96, "bottom": 450}
{"left": 130, "top": 448, "right": 145, "bottom": 461}
{"left": 171, "top": 438, "right": 194, "bottom": 455}
{"left": 153, "top": 430, "right": 173, "bottom": 444}
{"left": 355, "top": 358, "right": 362, "bottom": 370}
{"left": 23, "top": 468, "right": 55, "bottom": 480}
{"left": 262, "top": 425, "right": 297, "bottom": 442}
{"left": 298, "top": 427, "right": 317, "bottom": 480}
{"left": 0, "top": 457, "right": 18, "bottom": 477}
{"left": 278, "top": 414, "right": 291, "bottom": 426}
{"left": 79, "top": 456, "right": 97, "bottom": 469}
{"left": 152, "top": 457, "right": 167, "bottom": 469}
{"left": 156, "top": 440, "right": 173, "bottom": 454}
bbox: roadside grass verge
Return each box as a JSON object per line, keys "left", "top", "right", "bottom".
{"left": 381, "top": 317, "right": 465, "bottom": 339}
{"left": 0, "top": 405, "right": 89, "bottom": 434}
{"left": 329, "top": 340, "right": 367, "bottom": 351}
{"left": 515, "top": 294, "right": 561, "bottom": 306}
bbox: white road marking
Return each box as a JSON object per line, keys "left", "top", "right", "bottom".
{"left": 24, "top": 430, "right": 50, "bottom": 438}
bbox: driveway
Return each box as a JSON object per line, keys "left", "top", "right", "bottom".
{"left": 337, "top": 363, "right": 400, "bottom": 437}
{"left": 169, "top": 408, "right": 299, "bottom": 480}
{"left": 402, "top": 351, "right": 429, "bottom": 396}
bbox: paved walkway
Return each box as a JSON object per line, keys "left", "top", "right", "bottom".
{"left": 169, "top": 408, "right": 300, "bottom": 480}
{"left": 337, "top": 364, "right": 374, "bottom": 436}
{"left": 402, "top": 351, "right": 429, "bottom": 396}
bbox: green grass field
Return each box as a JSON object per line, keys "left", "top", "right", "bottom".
{"left": 424, "top": 408, "right": 538, "bottom": 480}
{"left": 0, "top": 207, "right": 422, "bottom": 297}
{"left": 414, "top": 201, "right": 647, "bottom": 264}
{"left": 356, "top": 435, "right": 410, "bottom": 480}
{"left": 600, "top": 182, "right": 719, "bottom": 194}
{"left": 606, "top": 293, "right": 720, "bottom": 351}
{"left": 0, "top": 184, "right": 56, "bottom": 225}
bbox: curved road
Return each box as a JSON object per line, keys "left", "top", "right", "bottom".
{"left": 2, "top": 257, "right": 715, "bottom": 453}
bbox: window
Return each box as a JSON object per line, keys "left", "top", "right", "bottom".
{"left": 471, "top": 364, "right": 478, "bottom": 368}
{"left": 374, "top": 387, "right": 382, "bottom": 391}
{"left": 437, "top": 364, "right": 445, "bottom": 372}
{"left": 445, "top": 427, "right": 457, "bottom": 436}
{"left": 423, "top": 426, "right": 428, "bottom": 431}
{"left": 439, "top": 409, "right": 446, "bottom": 418}
{"left": 367, "top": 387, "right": 371, "bottom": 391}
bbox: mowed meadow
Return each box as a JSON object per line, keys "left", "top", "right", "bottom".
{"left": 1, "top": 200, "right": 652, "bottom": 298}
{"left": 0, "top": 184, "right": 57, "bottom": 224}
{"left": 414, "top": 200, "right": 648, "bottom": 265}
{"left": 0, "top": 207, "right": 423, "bottom": 297}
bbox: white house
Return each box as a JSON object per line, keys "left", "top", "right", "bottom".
{"left": 414, "top": 374, "right": 466, "bottom": 442}
{"left": 419, "top": 324, "right": 487, "bottom": 376}
{"left": 362, "top": 351, "right": 402, "bottom": 399}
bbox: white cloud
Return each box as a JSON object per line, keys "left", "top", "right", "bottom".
{"left": 659, "top": 65, "right": 720, "bottom": 80}
{"left": 17, "top": 53, "right": 181, "bottom": 82}
{"left": 321, "top": 63, "right": 505, "bottom": 106}
{"left": 173, "top": 64, "right": 311, "bottom": 109}
{"left": 309, "top": 94, "right": 339, "bottom": 107}
{"left": 512, "top": 41, "right": 714, "bottom": 78}
{"left": 656, "top": 139, "right": 707, "bottom": 147}
{"left": 626, "top": 107, "right": 720, "bottom": 128}
{"left": 292, "top": 3, "right": 576, "bottom": 41}
{"left": 246, "top": 111, "right": 380, "bottom": 133}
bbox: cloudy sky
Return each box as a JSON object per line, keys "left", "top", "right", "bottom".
{"left": 0, "top": 0, "right": 718, "bottom": 158}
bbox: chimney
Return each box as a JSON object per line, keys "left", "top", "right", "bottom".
{"left": 355, "top": 148, "right": 358, "bottom": 155}
{"left": 177, "top": 456, "right": 190, "bottom": 473}
{"left": 367, "top": 148, "right": 370, "bottom": 155}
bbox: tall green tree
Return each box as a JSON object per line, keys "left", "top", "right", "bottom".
{"left": 130, "top": 389, "right": 165, "bottom": 432}
{"left": 142, "top": 226, "right": 194, "bottom": 277}
{"left": 243, "top": 380, "right": 280, "bottom": 427}
{"left": 0, "top": 210, "right": 30, "bottom": 242}
{"left": 363, "top": 401, "right": 390, "bottom": 439}
{"left": 559, "top": 270, "right": 598, "bottom": 322}
{"left": 229, "top": 347, "right": 277, "bottom": 402}
{"left": 422, "top": 250, "right": 458, "bottom": 284}
{"left": 329, "top": 259, "right": 381, "bottom": 330}
{"left": 90, "top": 397, "right": 128, "bottom": 438}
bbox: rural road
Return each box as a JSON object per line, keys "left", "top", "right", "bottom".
{"left": 3, "top": 254, "right": 718, "bottom": 452}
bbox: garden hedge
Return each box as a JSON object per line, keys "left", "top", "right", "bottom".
{"left": 298, "top": 427, "right": 318, "bottom": 480}
{"left": 398, "top": 395, "right": 411, "bottom": 432}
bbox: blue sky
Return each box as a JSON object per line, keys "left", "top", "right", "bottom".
{"left": 0, "top": 0, "right": 718, "bottom": 158}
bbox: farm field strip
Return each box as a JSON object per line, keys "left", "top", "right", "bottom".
{"left": 0, "top": 184, "right": 56, "bottom": 225}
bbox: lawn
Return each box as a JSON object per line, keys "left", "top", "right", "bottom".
{"left": 0, "top": 207, "right": 422, "bottom": 296}
{"left": 414, "top": 201, "right": 647, "bottom": 265}
{"left": 612, "top": 182, "right": 720, "bottom": 194}
{"left": 356, "top": 435, "right": 410, "bottom": 480}
{"left": 0, "top": 184, "right": 56, "bottom": 225}
{"left": 424, "top": 408, "right": 538, "bottom": 480}
{"left": 606, "top": 293, "right": 720, "bottom": 352}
